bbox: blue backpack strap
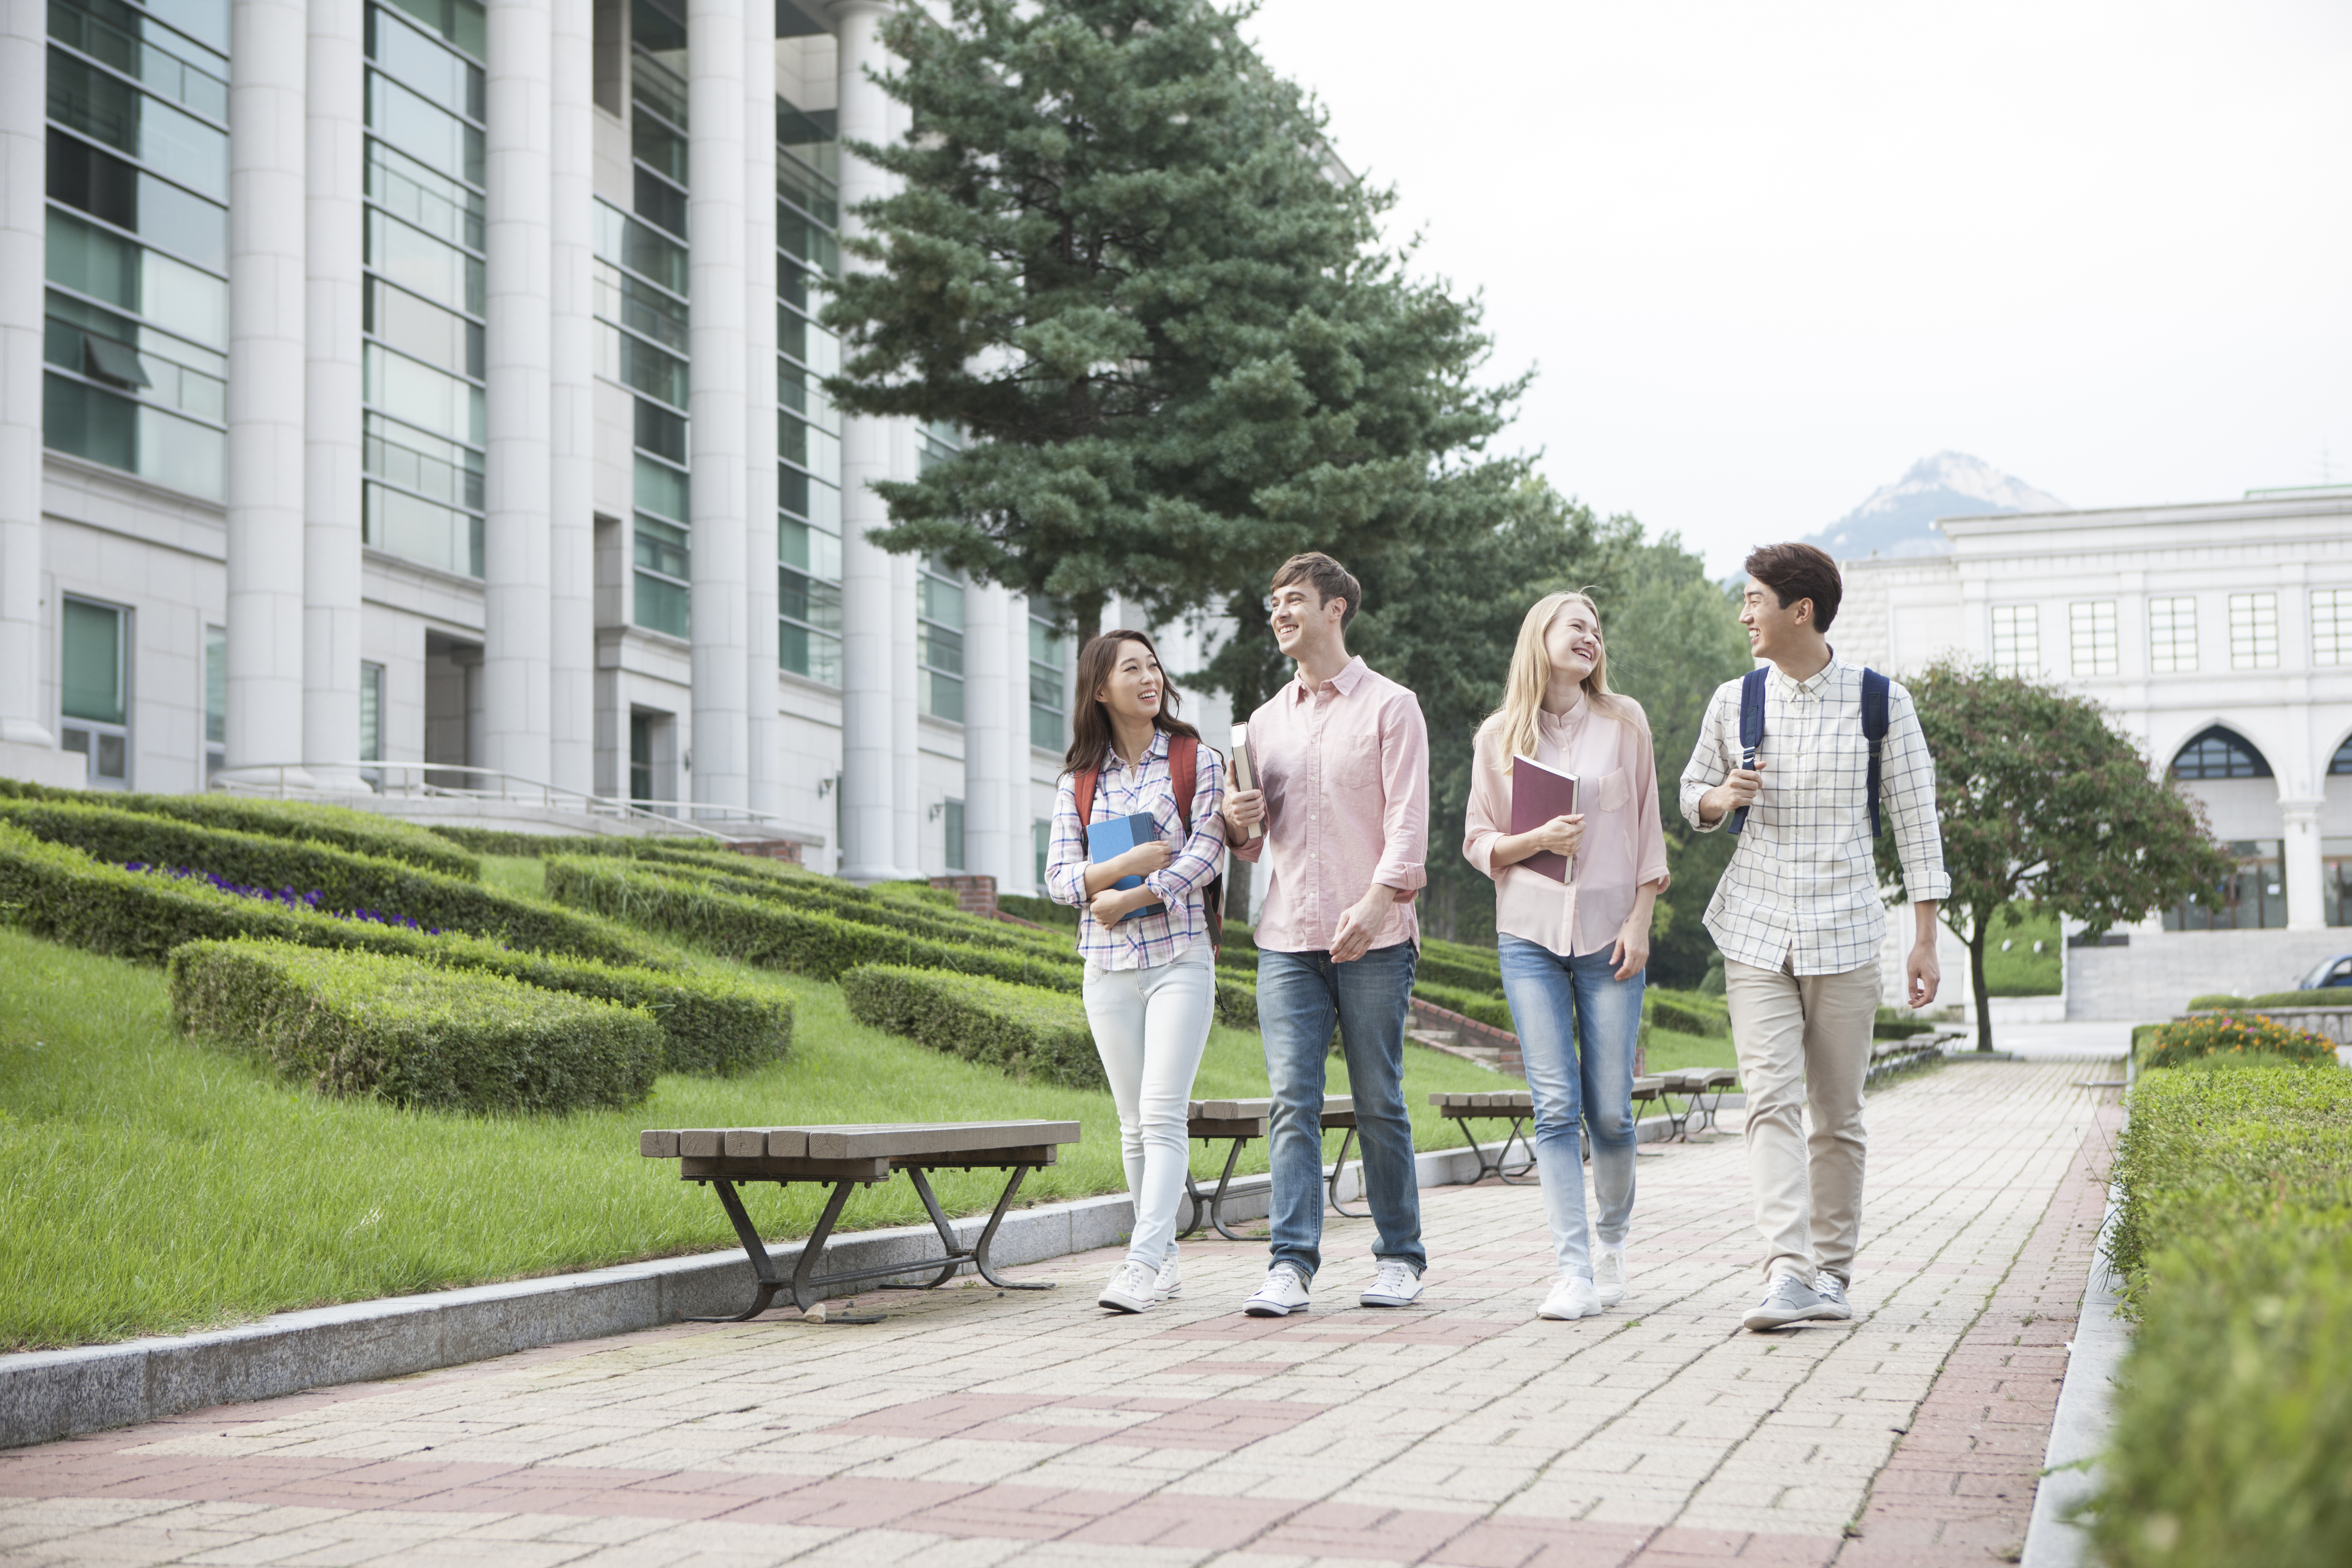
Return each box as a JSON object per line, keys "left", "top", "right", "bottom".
{"left": 1862, "top": 668, "right": 1890, "bottom": 839}
{"left": 1728, "top": 667, "right": 1769, "bottom": 836}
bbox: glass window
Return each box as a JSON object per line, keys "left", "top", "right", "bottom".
{"left": 384, "top": 0, "right": 484, "bottom": 58}
{"left": 2069, "top": 600, "right": 2118, "bottom": 677}
{"left": 366, "top": 276, "right": 480, "bottom": 377}
{"left": 634, "top": 516, "right": 689, "bottom": 637}
{"left": 365, "top": 412, "right": 482, "bottom": 511}
{"left": 1029, "top": 609, "right": 1067, "bottom": 749}
{"left": 2170, "top": 726, "right": 2271, "bottom": 781}
{"left": 365, "top": 480, "right": 480, "bottom": 576}
{"left": 1033, "top": 818, "right": 1049, "bottom": 889}
{"left": 2166, "top": 839, "right": 2288, "bottom": 932}
{"left": 360, "top": 660, "right": 384, "bottom": 763}
{"left": 595, "top": 201, "right": 687, "bottom": 295}
{"left": 634, "top": 397, "right": 685, "bottom": 463}
{"left": 944, "top": 799, "right": 965, "bottom": 872}
{"left": 204, "top": 621, "right": 224, "bottom": 776}
{"left": 2228, "top": 592, "right": 2279, "bottom": 670}
{"left": 2148, "top": 596, "right": 2197, "bottom": 673}
{"left": 2325, "top": 837, "right": 2352, "bottom": 929}
{"left": 367, "top": 4, "right": 483, "bottom": 120}
{"left": 1990, "top": 604, "right": 2037, "bottom": 675}
{"left": 601, "top": 323, "right": 687, "bottom": 409}
{"left": 62, "top": 597, "right": 125, "bottom": 724}
{"left": 47, "top": 46, "right": 229, "bottom": 201}
{"left": 595, "top": 260, "right": 687, "bottom": 353}
{"left": 367, "top": 139, "right": 483, "bottom": 253}
{"left": 364, "top": 342, "right": 482, "bottom": 445}
{"left": 366, "top": 207, "right": 482, "bottom": 316}
{"left": 2315, "top": 590, "right": 2352, "bottom": 667}
{"left": 629, "top": 711, "right": 656, "bottom": 802}
{"left": 43, "top": 371, "right": 223, "bottom": 498}
{"left": 49, "top": 0, "right": 230, "bottom": 122}
{"left": 366, "top": 70, "right": 482, "bottom": 186}
{"left": 918, "top": 558, "right": 965, "bottom": 723}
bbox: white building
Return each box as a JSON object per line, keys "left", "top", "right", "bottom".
{"left": 1836, "top": 482, "right": 2352, "bottom": 1018}
{"left": 0, "top": 0, "right": 1232, "bottom": 889}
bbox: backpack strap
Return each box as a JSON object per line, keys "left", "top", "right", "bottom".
{"left": 1727, "top": 667, "right": 1769, "bottom": 836}
{"left": 1167, "top": 733, "right": 1224, "bottom": 951}
{"left": 1072, "top": 763, "right": 1100, "bottom": 846}
{"left": 1861, "top": 668, "right": 1890, "bottom": 840}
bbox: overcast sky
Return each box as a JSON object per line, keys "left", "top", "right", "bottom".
{"left": 1240, "top": 0, "right": 2352, "bottom": 575}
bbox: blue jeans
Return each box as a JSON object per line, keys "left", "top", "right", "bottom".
{"left": 1497, "top": 935, "right": 1644, "bottom": 1280}
{"left": 1256, "top": 943, "right": 1425, "bottom": 1279}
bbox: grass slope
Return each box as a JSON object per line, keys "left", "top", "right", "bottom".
{"left": 0, "top": 923, "right": 1508, "bottom": 1351}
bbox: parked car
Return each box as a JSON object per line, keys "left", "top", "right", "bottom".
{"left": 2293, "top": 954, "right": 2352, "bottom": 991}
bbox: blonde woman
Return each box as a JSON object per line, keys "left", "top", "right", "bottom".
{"left": 1463, "top": 593, "right": 1670, "bottom": 1320}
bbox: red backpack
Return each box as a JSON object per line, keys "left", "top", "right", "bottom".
{"left": 1071, "top": 732, "right": 1224, "bottom": 950}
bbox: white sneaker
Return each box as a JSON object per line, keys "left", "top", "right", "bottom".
{"left": 1360, "top": 1258, "right": 1424, "bottom": 1308}
{"left": 1098, "top": 1260, "right": 1156, "bottom": 1314}
{"left": 1539, "top": 1275, "right": 1604, "bottom": 1320}
{"left": 1154, "top": 1252, "right": 1183, "bottom": 1302}
{"left": 1811, "top": 1271, "right": 1852, "bottom": 1318}
{"left": 1743, "top": 1271, "right": 1844, "bottom": 1331}
{"left": 1243, "top": 1262, "right": 1311, "bottom": 1317}
{"left": 1592, "top": 1247, "right": 1627, "bottom": 1307}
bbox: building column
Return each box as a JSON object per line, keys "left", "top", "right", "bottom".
{"left": 1003, "top": 588, "right": 1037, "bottom": 895}
{"left": 964, "top": 580, "right": 1012, "bottom": 890}
{"left": 0, "top": 1, "right": 50, "bottom": 750}
{"left": 2282, "top": 793, "right": 2326, "bottom": 931}
{"left": 547, "top": 0, "right": 596, "bottom": 794}
{"left": 226, "top": 0, "right": 309, "bottom": 771}
{"left": 742, "top": 0, "right": 780, "bottom": 820}
{"left": 303, "top": 0, "right": 364, "bottom": 783}
{"left": 830, "top": 0, "right": 897, "bottom": 879}
{"left": 482, "top": 0, "right": 554, "bottom": 784}
{"left": 891, "top": 431, "right": 918, "bottom": 874}
{"left": 686, "top": 0, "right": 748, "bottom": 813}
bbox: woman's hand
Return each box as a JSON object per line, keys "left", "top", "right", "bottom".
{"left": 1091, "top": 884, "right": 1160, "bottom": 924}
{"left": 1609, "top": 917, "right": 1651, "bottom": 983}
{"left": 1118, "top": 839, "right": 1173, "bottom": 878}
{"left": 1531, "top": 813, "right": 1585, "bottom": 858}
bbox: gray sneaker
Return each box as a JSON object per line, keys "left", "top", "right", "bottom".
{"left": 1742, "top": 1271, "right": 1845, "bottom": 1331}
{"left": 1811, "top": 1272, "right": 1852, "bottom": 1319}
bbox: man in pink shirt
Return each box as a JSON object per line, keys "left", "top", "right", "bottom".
{"left": 1223, "top": 553, "right": 1431, "bottom": 1316}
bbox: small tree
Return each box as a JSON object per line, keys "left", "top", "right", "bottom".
{"left": 823, "top": 0, "right": 1519, "bottom": 643}
{"left": 1877, "top": 662, "right": 2234, "bottom": 1052}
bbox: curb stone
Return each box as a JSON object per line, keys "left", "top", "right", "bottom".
{"left": 2019, "top": 1180, "right": 2130, "bottom": 1568}
{"left": 5, "top": 1130, "right": 1634, "bottom": 1451}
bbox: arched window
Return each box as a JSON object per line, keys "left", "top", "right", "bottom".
{"left": 2170, "top": 727, "right": 2272, "bottom": 781}
{"left": 2329, "top": 736, "right": 2352, "bottom": 776}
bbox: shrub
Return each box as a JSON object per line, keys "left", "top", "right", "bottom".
{"left": 423, "top": 825, "right": 768, "bottom": 871}
{"left": 168, "top": 939, "right": 660, "bottom": 1113}
{"left": 2142, "top": 1014, "right": 2339, "bottom": 1070}
{"left": 1216, "top": 976, "right": 1257, "bottom": 1030}
{"left": 997, "top": 892, "right": 1078, "bottom": 928}
{"left": 2187, "top": 989, "right": 2352, "bottom": 1011}
{"left": 1413, "top": 981, "right": 1516, "bottom": 1034}
{"left": 0, "top": 778, "right": 477, "bottom": 878}
{"left": 664, "top": 856, "right": 1077, "bottom": 959}
{"left": 1649, "top": 998, "right": 1724, "bottom": 1037}
{"left": 544, "top": 856, "right": 1083, "bottom": 990}
{"left": 0, "top": 797, "right": 643, "bottom": 963}
{"left": 840, "top": 964, "right": 1103, "bottom": 1088}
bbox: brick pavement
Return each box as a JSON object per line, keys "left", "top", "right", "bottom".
{"left": 0, "top": 1062, "right": 2120, "bottom": 1567}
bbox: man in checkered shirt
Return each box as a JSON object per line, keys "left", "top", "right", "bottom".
{"left": 1679, "top": 542, "right": 1949, "bottom": 1333}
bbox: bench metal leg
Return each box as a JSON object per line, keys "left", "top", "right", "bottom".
{"left": 966, "top": 1163, "right": 1054, "bottom": 1292}
{"left": 1206, "top": 1136, "right": 1261, "bottom": 1242}
{"left": 1325, "top": 1125, "right": 1367, "bottom": 1218}
{"left": 689, "top": 1178, "right": 790, "bottom": 1323}
{"left": 1458, "top": 1116, "right": 1537, "bottom": 1184}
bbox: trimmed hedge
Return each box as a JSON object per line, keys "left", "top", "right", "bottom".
{"left": 423, "top": 824, "right": 765, "bottom": 870}
{"left": 1650, "top": 997, "right": 1724, "bottom": 1037}
{"left": 169, "top": 939, "right": 660, "bottom": 1112}
{"left": 0, "top": 797, "right": 645, "bottom": 963}
{"left": 2093, "top": 1066, "right": 2352, "bottom": 1566}
{"left": 0, "top": 777, "right": 477, "bottom": 877}
{"left": 840, "top": 964, "right": 1103, "bottom": 1088}
{"left": 998, "top": 892, "right": 1079, "bottom": 929}
{"left": 545, "top": 856, "right": 1084, "bottom": 990}
{"left": 1215, "top": 976, "right": 1257, "bottom": 1030}
{"left": 2187, "top": 988, "right": 2352, "bottom": 1011}
{"left": 0, "top": 825, "right": 783, "bottom": 1073}
{"left": 2142, "top": 1013, "right": 2338, "bottom": 1070}
{"left": 1413, "top": 981, "right": 1516, "bottom": 1034}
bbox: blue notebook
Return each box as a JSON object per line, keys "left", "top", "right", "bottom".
{"left": 1089, "top": 811, "right": 1162, "bottom": 923}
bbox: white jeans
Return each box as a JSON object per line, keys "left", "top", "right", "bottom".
{"left": 1082, "top": 943, "right": 1217, "bottom": 1271}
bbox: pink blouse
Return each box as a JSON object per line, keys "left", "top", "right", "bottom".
{"left": 1462, "top": 697, "right": 1671, "bottom": 959}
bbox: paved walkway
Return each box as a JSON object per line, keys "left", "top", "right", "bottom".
{"left": 0, "top": 1062, "right": 2121, "bottom": 1568}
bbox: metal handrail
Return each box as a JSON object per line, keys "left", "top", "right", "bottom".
{"left": 209, "top": 760, "right": 821, "bottom": 844}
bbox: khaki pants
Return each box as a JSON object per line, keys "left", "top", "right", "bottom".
{"left": 1723, "top": 958, "right": 1881, "bottom": 1284}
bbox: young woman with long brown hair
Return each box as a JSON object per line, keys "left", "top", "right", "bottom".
{"left": 1463, "top": 591, "right": 1670, "bottom": 1321}
{"left": 1044, "top": 629, "right": 1229, "bottom": 1314}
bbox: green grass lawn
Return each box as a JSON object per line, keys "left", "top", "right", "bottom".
{"left": 0, "top": 918, "right": 1512, "bottom": 1351}
{"left": 1980, "top": 903, "right": 2063, "bottom": 996}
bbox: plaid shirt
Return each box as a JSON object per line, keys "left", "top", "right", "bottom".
{"left": 1678, "top": 656, "right": 1949, "bottom": 975}
{"left": 1044, "top": 730, "right": 1228, "bottom": 971}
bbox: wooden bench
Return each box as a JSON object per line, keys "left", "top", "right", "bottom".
{"left": 1429, "top": 1091, "right": 1537, "bottom": 1184}
{"left": 1657, "top": 1068, "right": 1739, "bottom": 1140}
{"left": 1179, "top": 1097, "right": 1364, "bottom": 1242}
{"left": 639, "top": 1119, "right": 1081, "bottom": 1320}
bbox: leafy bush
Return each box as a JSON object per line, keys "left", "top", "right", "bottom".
{"left": 647, "top": 854, "right": 1077, "bottom": 959}
{"left": 1215, "top": 976, "right": 1257, "bottom": 1030}
{"left": 0, "top": 797, "right": 642, "bottom": 963}
{"left": 1649, "top": 997, "right": 1723, "bottom": 1037}
{"left": 0, "top": 825, "right": 784, "bottom": 1072}
{"left": 0, "top": 778, "right": 477, "bottom": 878}
{"left": 998, "top": 892, "right": 1078, "bottom": 928}
{"left": 2141, "top": 1014, "right": 2339, "bottom": 1070}
{"left": 839, "top": 964, "right": 1103, "bottom": 1088}
{"left": 169, "top": 940, "right": 660, "bottom": 1113}
{"left": 2188, "top": 989, "right": 2352, "bottom": 1011}
{"left": 1413, "top": 981, "right": 1516, "bottom": 1034}
{"left": 544, "top": 856, "right": 1084, "bottom": 990}
{"left": 423, "top": 825, "right": 766, "bottom": 870}
{"left": 2093, "top": 1065, "right": 2352, "bottom": 1566}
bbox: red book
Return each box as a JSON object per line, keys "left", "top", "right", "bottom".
{"left": 1511, "top": 753, "right": 1580, "bottom": 884}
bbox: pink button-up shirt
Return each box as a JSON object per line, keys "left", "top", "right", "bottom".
{"left": 1232, "top": 656, "right": 1429, "bottom": 954}
{"left": 1463, "top": 696, "right": 1671, "bottom": 959}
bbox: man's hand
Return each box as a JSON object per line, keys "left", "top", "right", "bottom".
{"left": 1907, "top": 901, "right": 1942, "bottom": 1008}
{"left": 1224, "top": 788, "right": 1265, "bottom": 833}
{"left": 1331, "top": 884, "right": 1399, "bottom": 964}
{"left": 1091, "top": 885, "right": 1158, "bottom": 925}
{"left": 1698, "top": 759, "right": 1766, "bottom": 825}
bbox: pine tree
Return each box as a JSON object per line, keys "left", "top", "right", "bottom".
{"left": 822, "top": 0, "right": 1520, "bottom": 643}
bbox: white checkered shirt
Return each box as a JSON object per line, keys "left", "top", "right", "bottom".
{"left": 1678, "top": 656, "right": 1949, "bottom": 975}
{"left": 1044, "top": 730, "right": 1228, "bottom": 970}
